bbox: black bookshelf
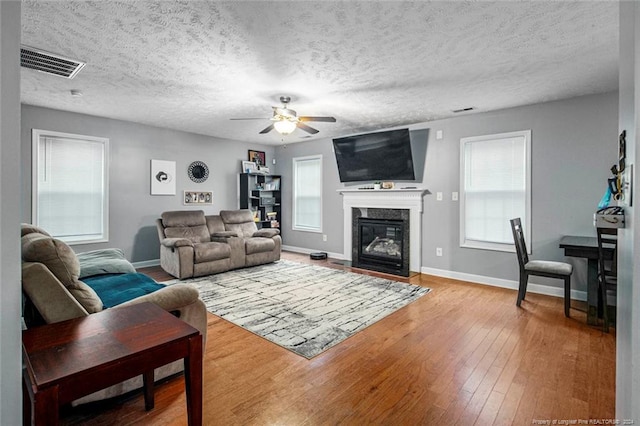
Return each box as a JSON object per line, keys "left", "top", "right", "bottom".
{"left": 239, "top": 173, "right": 281, "bottom": 229}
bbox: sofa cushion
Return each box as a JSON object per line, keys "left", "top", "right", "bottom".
{"left": 22, "top": 232, "right": 80, "bottom": 287}
{"left": 21, "top": 232, "right": 103, "bottom": 313}
{"left": 82, "top": 273, "right": 165, "bottom": 309}
{"left": 77, "top": 248, "right": 136, "bottom": 279}
{"left": 67, "top": 282, "right": 104, "bottom": 313}
{"left": 21, "top": 223, "right": 51, "bottom": 237}
{"left": 164, "top": 225, "right": 210, "bottom": 243}
{"left": 253, "top": 228, "right": 280, "bottom": 238}
{"left": 205, "top": 215, "right": 226, "bottom": 234}
{"left": 245, "top": 237, "right": 276, "bottom": 255}
{"left": 161, "top": 210, "right": 206, "bottom": 227}
{"left": 194, "top": 242, "right": 231, "bottom": 263}
{"left": 220, "top": 210, "right": 258, "bottom": 239}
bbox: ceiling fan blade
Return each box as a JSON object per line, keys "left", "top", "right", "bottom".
{"left": 297, "top": 123, "right": 319, "bottom": 134}
{"left": 259, "top": 124, "right": 275, "bottom": 134}
{"left": 299, "top": 116, "right": 336, "bottom": 123}
{"left": 230, "top": 118, "right": 269, "bottom": 120}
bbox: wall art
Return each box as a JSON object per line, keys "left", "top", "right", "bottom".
{"left": 151, "top": 159, "right": 176, "bottom": 195}
{"left": 184, "top": 191, "right": 213, "bottom": 205}
{"left": 248, "top": 150, "right": 266, "bottom": 167}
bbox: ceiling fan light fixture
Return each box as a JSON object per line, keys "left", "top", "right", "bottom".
{"left": 274, "top": 120, "right": 297, "bottom": 135}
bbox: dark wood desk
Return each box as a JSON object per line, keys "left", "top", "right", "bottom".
{"left": 22, "top": 302, "right": 202, "bottom": 426}
{"left": 559, "top": 236, "right": 612, "bottom": 325}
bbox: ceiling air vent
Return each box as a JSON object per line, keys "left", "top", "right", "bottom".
{"left": 20, "top": 45, "right": 85, "bottom": 79}
{"left": 452, "top": 107, "right": 475, "bottom": 113}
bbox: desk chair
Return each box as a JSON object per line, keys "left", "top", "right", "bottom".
{"left": 510, "top": 218, "right": 573, "bottom": 316}
{"left": 596, "top": 227, "right": 618, "bottom": 332}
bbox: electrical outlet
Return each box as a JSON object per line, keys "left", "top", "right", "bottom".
{"left": 436, "top": 192, "right": 443, "bottom": 201}
{"left": 436, "top": 247, "right": 443, "bottom": 257}
{"left": 452, "top": 192, "right": 458, "bottom": 201}
{"left": 436, "top": 130, "right": 443, "bottom": 140}
{"left": 322, "top": 234, "right": 327, "bottom": 242}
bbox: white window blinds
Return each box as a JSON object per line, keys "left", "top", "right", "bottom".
{"left": 33, "top": 130, "right": 109, "bottom": 244}
{"left": 460, "top": 130, "right": 531, "bottom": 251}
{"left": 293, "top": 155, "right": 322, "bottom": 232}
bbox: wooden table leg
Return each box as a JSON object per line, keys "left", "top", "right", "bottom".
{"left": 184, "top": 334, "right": 203, "bottom": 426}
{"left": 143, "top": 370, "right": 155, "bottom": 411}
{"left": 34, "top": 384, "right": 60, "bottom": 426}
{"left": 587, "top": 258, "right": 599, "bottom": 326}
{"left": 23, "top": 369, "right": 32, "bottom": 426}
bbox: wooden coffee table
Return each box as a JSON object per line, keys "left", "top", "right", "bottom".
{"left": 22, "top": 302, "right": 202, "bottom": 426}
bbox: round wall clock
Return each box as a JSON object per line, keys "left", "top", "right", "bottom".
{"left": 187, "top": 161, "right": 209, "bottom": 183}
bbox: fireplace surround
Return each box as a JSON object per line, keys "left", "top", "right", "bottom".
{"left": 338, "top": 187, "right": 428, "bottom": 274}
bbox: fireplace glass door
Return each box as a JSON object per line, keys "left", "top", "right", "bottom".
{"left": 356, "top": 218, "right": 407, "bottom": 276}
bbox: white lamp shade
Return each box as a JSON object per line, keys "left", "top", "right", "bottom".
{"left": 274, "top": 120, "right": 297, "bottom": 135}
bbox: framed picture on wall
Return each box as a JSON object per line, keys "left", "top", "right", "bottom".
{"left": 151, "top": 159, "right": 176, "bottom": 195}
{"left": 248, "top": 150, "right": 266, "bottom": 167}
{"left": 184, "top": 191, "right": 213, "bottom": 205}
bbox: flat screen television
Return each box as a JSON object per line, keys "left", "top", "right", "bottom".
{"left": 332, "top": 128, "right": 415, "bottom": 183}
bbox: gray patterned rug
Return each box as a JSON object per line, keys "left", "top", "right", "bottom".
{"left": 164, "top": 260, "right": 431, "bottom": 358}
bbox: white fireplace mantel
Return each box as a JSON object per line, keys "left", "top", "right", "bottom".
{"left": 337, "top": 188, "right": 429, "bottom": 272}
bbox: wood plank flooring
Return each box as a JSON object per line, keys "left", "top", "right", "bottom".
{"left": 59, "top": 251, "right": 615, "bottom": 425}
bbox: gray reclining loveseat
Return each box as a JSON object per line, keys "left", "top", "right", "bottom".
{"left": 156, "top": 209, "right": 281, "bottom": 279}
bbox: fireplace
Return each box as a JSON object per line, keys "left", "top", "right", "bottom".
{"left": 351, "top": 207, "right": 410, "bottom": 276}
{"left": 338, "top": 187, "right": 427, "bottom": 274}
{"left": 354, "top": 217, "right": 409, "bottom": 276}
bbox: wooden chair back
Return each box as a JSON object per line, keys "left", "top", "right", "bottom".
{"left": 510, "top": 218, "right": 529, "bottom": 270}
{"left": 596, "top": 227, "right": 618, "bottom": 279}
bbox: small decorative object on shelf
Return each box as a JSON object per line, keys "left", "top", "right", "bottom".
{"left": 266, "top": 211, "right": 279, "bottom": 228}
{"left": 373, "top": 181, "right": 382, "bottom": 190}
{"left": 241, "top": 161, "right": 257, "bottom": 174}
{"left": 382, "top": 181, "right": 395, "bottom": 189}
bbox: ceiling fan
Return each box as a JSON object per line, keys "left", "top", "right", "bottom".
{"left": 231, "top": 96, "right": 336, "bottom": 135}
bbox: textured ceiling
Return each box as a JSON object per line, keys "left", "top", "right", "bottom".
{"left": 21, "top": 1, "right": 618, "bottom": 145}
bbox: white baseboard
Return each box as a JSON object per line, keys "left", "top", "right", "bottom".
{"left": 135, "top": 250, "right": 587, "bottom": 303}
{"left": 132, "top": 259, "right": 160, "bottom": 268}
{"left": 420, "top": 266, "right": 587, "bottom": 302}
{"left": 282, "top": 245, "right": 346, "bottom": 261}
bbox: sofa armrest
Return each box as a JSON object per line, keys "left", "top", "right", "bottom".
{"left": 117, "top": 283, "right": 200, "bottom": 312}
{"left": 161, "top": 238, "right": 193, "bottom": 248}
{"left": 253, "top": 228, "right": 280, "bottom": 238}
{"left": 22, "top": 262, "right": 89, "bottom": 323}
{"left": 211, "top": 231, "right": 238, "bottom": 238}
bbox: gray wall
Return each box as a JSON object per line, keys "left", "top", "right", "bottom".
{"left": 616, "top": 0, "right": 639, "bottom": 419}
{"left": 0, "top": 2, "right": 22, "bottom": 424}
{"left": 276, "top": 91, "right": 619, "bottom": 293}
{"left": 21, "top": 105, "right": 276, "bottom": 262}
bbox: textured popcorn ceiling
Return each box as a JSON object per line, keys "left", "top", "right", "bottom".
{"left": 21, "top": 1, "right": 618, "bottom": 145}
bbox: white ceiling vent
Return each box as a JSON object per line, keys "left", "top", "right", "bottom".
{"left": 20, "top": 45, "right": 85, "bottom": 79}
{"left": 452, "top": 107, "right": 475, "bottom": 113}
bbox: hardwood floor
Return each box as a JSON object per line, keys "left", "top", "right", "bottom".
{"left": 60, "top": 251, "right": 615, "bottom": 425}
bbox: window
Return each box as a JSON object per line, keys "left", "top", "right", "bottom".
{"left": 32, "top": 129, "right": 109, "bottom": 244}
{"left": 460, "top": 130, "right": 531, "bottom": 252}
{"left": 293, "top": 155, "right": 322, "bottom": 232}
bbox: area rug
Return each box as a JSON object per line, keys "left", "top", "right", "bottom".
{"left": 164, "top": 260, "right": 431, "bottom": 358}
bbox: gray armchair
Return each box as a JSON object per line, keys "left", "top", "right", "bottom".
{"left": 20, "top": 223, "right": 207, "bottom": 406}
